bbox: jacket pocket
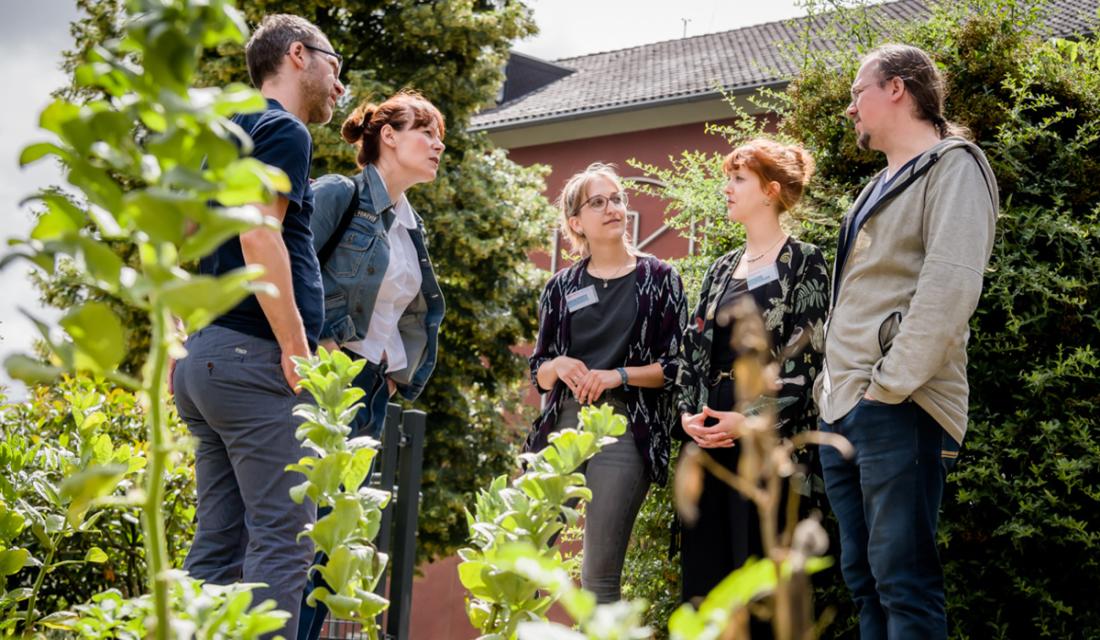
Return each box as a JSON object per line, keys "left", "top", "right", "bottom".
{"left": 878, "top": 311, "right": 902, "bottom": 356}
{"left": 326, "top": 228, "right": 379, "bottom": 278}
{"left": 326, "top": 313, "right": 358, "bottom": 344}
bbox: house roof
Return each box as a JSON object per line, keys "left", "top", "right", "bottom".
{"left": 470, "top": 0, "right": 1100, "bottom": 132}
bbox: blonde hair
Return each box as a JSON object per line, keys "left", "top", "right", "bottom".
{"left": 555, "top": 163, "right": 643, "bottom": 258}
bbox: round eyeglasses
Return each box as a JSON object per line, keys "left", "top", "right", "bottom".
{"left": 575, "top": 191, "right": 628, "bottom": 215}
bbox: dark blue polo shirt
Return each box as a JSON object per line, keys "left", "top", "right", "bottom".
{"left": 201, "top": 99, "right": 323, "bottom": 348}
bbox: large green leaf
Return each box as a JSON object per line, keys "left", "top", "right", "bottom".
{"left": 200, "top": 3, "right": 249, "bottom": 47}
{"left": 340, "top": 447, "right": 378, "bottom": 495}
{"left": 196, "top": 127, "right": 241, "bottom": 170}
{"left": 0, "top": 548, "right": 29, "bottom": 577}
{"left": 312, "top": 545, "right": 367, "bottom": 595}
{"left": 210, "top": 83, "right": 266, "bottom": 117}
{"left": 215, "top": 158, "right": 291, "bottom": 206}
{"left": 39, "top": 100, "right": 80, "bottom": 136}
{"left": 0, "top": 505, "right": 26, "bottom": 543}
{"left": 59, "top": 464, "right": 128, "bottom": 527}
{"left": 178, "top": 205, "right": 269, "bottom": 262}
{"left": 27, "top": 193, "right": 84, "bottom": 241}
{"left": 3, "top": 354, "right": 64, "bottom": 385}
{"left": 668, "top": 556, "right": 833, "bottom": 639}
{"left": 19, "top": 142, "right": 68, "bottom": 167}
{"left": 60, "top": 302, "right": 126, "bottom": 373}
{"left": 306, "top": 495, "right": 362, "bottom": 555}
{"left": 158, "top": 266, "right": 269, "bottom": 333}
{"left": 74, "top": 236, "right": 124, "bottom": 290}
{"left": 122, "top": 190, "right": 192, "bottom": 246}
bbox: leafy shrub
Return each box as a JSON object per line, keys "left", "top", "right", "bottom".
{"left": 0, "top": 375, "right": 196, "bottom": 632}
{"left": 625, "top": 1, "right": 1100, "bottom": 637}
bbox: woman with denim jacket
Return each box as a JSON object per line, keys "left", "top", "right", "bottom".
{"left": 308, "top": 90, "right": 446, "bottom": 438}
{"left": 298, "top": 91, "right": 446, "bottom": 640}
{"left": 674, "top": 139, "right": 828, "bottom": 621}
{"left": 528, "top": 163, "right": 687, "bottom": 603}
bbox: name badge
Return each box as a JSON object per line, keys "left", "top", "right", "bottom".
{"left": 747, "top": 263, "right": 780, "bottom": 290}
{"left": 565, "top": 285, "right": 599, "bottom": 312}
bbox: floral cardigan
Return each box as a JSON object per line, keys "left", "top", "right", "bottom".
{"left": 675, "top": 239, "right": 829, "bottom": 447}
{"left": 527, "top": 255, "right": 688, "bottom": 485}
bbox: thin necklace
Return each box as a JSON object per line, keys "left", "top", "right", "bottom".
{"left": 744, "top": 234, "right": 787, "bottom": 263}
{"left": 590, "top": 258, "right": 635, "bottom": 288}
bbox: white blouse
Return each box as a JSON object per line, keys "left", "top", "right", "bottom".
{"left": 343, "top": 192, "right": 422, "bottom": 371}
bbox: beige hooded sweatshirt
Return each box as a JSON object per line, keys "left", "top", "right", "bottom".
{"left": 813, "top": 137, "right": 999, "bottom": 444}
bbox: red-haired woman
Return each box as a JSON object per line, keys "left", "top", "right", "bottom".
{"left": 675, "top": 138, "right": 829, "bottom": 608}
{"left": 299, "top": 91, "right": 447, "bottom": 639}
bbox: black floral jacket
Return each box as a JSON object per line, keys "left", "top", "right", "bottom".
{"left": 675, "top": 239, "right": 829, "bottom": 444}
{"left": 527, "top": 255, "right": 688, "bottom": 485}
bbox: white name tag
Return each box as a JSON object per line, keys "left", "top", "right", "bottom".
{"left": 565, "top": 285, "right": 599, "bottom": 312}
{"left": 747, "top": 263, "right": 780, "bottom": 290}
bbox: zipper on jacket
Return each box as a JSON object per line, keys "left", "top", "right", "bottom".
{"left": 830, "top": 151, "right": 943, "bottom": 305}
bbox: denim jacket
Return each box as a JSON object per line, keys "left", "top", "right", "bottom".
{"left": 310, "top": 164, "right": 445, "bottom": 401}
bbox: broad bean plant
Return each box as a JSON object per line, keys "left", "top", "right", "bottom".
{"left": 287, "top": 348, "right": 391, "bottom": 639}
{"left": 459, "top": 404, "right": 626, "bottom": 639}
{"left": 4, "top": 0, "right": 290, "bottom": 636}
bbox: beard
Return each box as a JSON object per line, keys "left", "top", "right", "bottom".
{"left": 300, "top": 62, "right": 334, "bottom": 125}
{"left": 857, "top": 130, "right": 872, "bottom": 150}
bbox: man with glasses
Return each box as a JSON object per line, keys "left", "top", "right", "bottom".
{"left": 815, "top": 44, "right": 998, "bottom": 639}
{"left": 172, "top": 13, "right": 344, "bottom": 638}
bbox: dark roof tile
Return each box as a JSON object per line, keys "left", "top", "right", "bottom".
{"left": 471, "top": 0, "right": 1098, "bottom": 130}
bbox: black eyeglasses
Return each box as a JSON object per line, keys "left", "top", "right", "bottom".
{"left": 301, "top": 43, "right": 343, "bottom": 72}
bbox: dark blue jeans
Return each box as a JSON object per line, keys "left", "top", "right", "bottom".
{"left": 819, "top": 398, "right": 960, "bottom": 640}
{"left": 297, "top": 356, "right": 390, "bottom": 640}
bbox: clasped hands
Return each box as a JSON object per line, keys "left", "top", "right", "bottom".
{"left": 681, "top": 407, "right": 746, "bottom": 448}
{"left": 554, "top": 356, "right": 622, "bottom": 405}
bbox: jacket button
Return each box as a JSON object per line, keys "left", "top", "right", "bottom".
{"left": 367, "top": 266, "right": 375, "bottom": 274}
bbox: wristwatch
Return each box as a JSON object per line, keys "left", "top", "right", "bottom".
{"left": 616, "top": 367, "right": 629, "bottom": 387}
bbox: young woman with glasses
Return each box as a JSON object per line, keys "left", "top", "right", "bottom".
{"left": 674, "top": 139, "right": 829, "bottom": 623}
{"left": 527, "top": 163, "right": 687, "bottom": 603}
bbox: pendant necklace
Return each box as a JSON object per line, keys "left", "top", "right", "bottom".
{"left": 593, "top": 259, "right": 634, "bottom": 288}
{"left": 744, "top": 234, "right": 787, "bottom": 263}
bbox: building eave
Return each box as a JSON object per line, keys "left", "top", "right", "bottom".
{"left": 472, "top": 79, "right": 788, "bottom": 135}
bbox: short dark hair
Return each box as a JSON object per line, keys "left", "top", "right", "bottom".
{"left": 244, "top": 14, "right": 327, "bottom": 88}
{"left": 864, "top": 44, "right": 971, "bottom": 140}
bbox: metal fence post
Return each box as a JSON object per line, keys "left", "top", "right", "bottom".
{"left": 374, "top": 403, "right": 403, "bottom": 561}
{"left": 385, "top": 409, "right": 426, "bottom": 640}
{"left": 323, "top": 404, "right": 423, "bottom": 640}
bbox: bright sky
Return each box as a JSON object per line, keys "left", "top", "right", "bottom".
{"left": 0, "top": 0, "right": 815, "bottom": 396}
{"left": 517, "top": 0, "right": 810, "bottom": 60}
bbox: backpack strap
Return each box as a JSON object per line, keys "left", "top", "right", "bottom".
{"left": 317, "top": 175, "right": 362, "bottom": 266}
